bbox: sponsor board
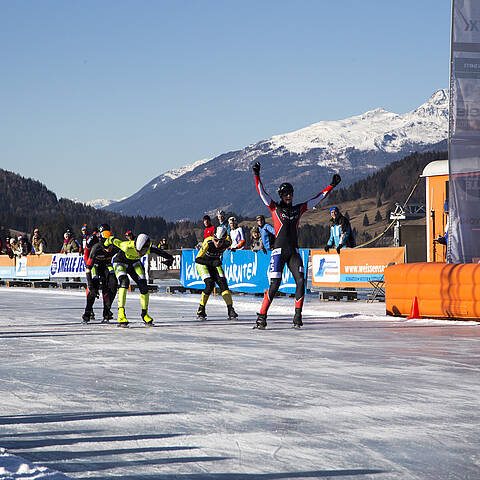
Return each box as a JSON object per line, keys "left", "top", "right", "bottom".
{"left": 180, "top": 249, "right": 309, "bottom": 294}
{"left": 50, "top": 253, "right": 86, "bottom": 278}
{"left": 311, "top": 247, "right": 405, "bottom": 288}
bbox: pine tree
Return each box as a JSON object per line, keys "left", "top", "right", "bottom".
{"left": 363, "top": 213, "right": 370, "bottom": 226}
{"left": 375, "top": 210, "right": 382, "bottom": 222}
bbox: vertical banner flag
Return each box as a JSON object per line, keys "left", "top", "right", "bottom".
{"left": 449, "top": 0, "right": 480, "bottom": 262}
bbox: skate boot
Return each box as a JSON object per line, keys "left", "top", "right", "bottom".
{"left": 82, "top": 310, "right": 93, "bottom": 324}
{"left": 117, "top": 307, "right": 129, "bottom": 328}
{"left": 141, "top": 309, "right": 154, "bottom": 327}
{"left": 293, "top": 308, "right": 303, "bottom": 328}
{"left": 255, "top": 313, "right": 267, "bottom": 329}
{"left": 227, "top": 305, "right": 238, "bottom": 320}
{"left": 102, "top": 308, "right": 113, "bottom": 323}
{"left": 197, "top": 305, "right": 207, "bottom": 320}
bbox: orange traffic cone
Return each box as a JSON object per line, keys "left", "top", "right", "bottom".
{"left": 407, "top": 296, "right": 420, "bottom": 319}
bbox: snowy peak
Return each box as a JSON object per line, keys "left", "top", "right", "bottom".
{"left": 147, "top": 157, "right": 212, "bottom": 190}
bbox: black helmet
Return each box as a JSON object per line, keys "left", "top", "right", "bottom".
{"left": 98, "top": 223, "right": 112, "bottom": 240}
{"left": 278, "top": 182, "right": 294, "bottom": 197}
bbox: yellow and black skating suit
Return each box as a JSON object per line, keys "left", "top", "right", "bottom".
{"left": 104, "top": 237, "right": 173, "bottom": 315}
{"left": 195, "top": 236, "right": 232, "bottom": 307}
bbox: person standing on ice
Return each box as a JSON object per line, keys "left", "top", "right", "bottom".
{"left": 252, "top": 161, "right": 341, "bottom": 328}
{"left": 195, "top": 226, "right": 238, "bottom": 321}
{"left": 104, "top": 233, "right": 173, "bottom": 327}
{"left": 82, "top": 224, "right": 118, "bottom": 324}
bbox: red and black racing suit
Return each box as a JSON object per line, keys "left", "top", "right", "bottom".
{"left": 254, "top": 174, "right": 333, "bottom": 316}
{"left": 85, "top": 240, "right": 118, "bottom": 318}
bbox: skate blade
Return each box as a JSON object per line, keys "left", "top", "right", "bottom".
{"left": 253, "top": 325, "right": 266, "bottom": 330}
{"left": 117, "top": 323, "right": 129, "bottom": 328}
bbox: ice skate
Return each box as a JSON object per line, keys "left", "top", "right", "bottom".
{"left": 293, "top": 309, "right": 303, "bottom": 329}
{"left": 197, "top": 305, "right": 207, "bottom": 320}
{"left": 117, "top": 307, "right": 129, "bottom": 328}
{"left": 102, "top": 308, "right": 113, "bottom": 323}
{"left": 82, "top": 310, "right": 93, "bottom": 324}
{"left": 141, "top": 309, "right": 154, "bottom": 327}
{"left": 254, "top": 313, "right": 267, "bottom": 329}
{"left": 227, "top": 305, "right": 238, "bottom": 320}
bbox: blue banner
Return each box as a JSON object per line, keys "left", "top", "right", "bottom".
{"left": 180, "top": 249, "right": 309, "bottom": 294}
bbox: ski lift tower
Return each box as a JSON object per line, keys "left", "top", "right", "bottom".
{"left": 390, "top": 203, "right": 406, "bottom": 247}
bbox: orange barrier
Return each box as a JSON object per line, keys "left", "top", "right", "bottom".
{"left": 0, "top": 257, "right": 15, "bottom": 267}
{"left": 385, "top": 262, "right": 480, "bottom": 320}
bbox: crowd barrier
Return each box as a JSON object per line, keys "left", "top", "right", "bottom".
{"left": 0, "top": 248, "right": 406, "bottom": 296}
{"left": 311, "top": 247, "right": 405, "bottom": 288}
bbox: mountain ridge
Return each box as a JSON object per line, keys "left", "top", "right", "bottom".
{"left": 105, "top": 89, "right": 448, "bottom": 221}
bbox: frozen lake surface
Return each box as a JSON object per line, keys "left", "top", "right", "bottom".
{"left": 0, "top": 287, "right": 479, "bottom": 480}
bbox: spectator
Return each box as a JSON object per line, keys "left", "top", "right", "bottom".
{"left": 9, "top": 238, "right": 22, "bottom": 258}
{"left": 125, "top": 230, "right": 136, "bottom": 241}
{"left": 60, "top": 229, "right": 80, "bottom": 254}
{"left": 256, "top": 215, "right": 276, "bottom": 251}
{"left": 250, "top": 226, "right": 266, "bottom": 253}
{"left": 31, "top": 228, "right": 47, "bottom": 255}
{"left": 18, "top": 235, "right": 32, "bottom": 256}
{"left": 80, "top": 224, "right": 89, "bottom": 252}
{"left": 4, "top": 237, "right": 13, "bottom": 258}
{"left": 434, "top": 199, "right": 449, "bottom": 247}
{"left": 158, "top": 237, "right": 170, "bottom": 249}
{"left": 228, "top": 217, "right": 246, "bottom": 251}
{"left": 325, "top": 206, "right": 356, "bottom": 254}
{"left": 203, "top": 215, "right": 215, "bottom": 239}
{"left": 217, "top": 210, "right": 229, "bottom": 232}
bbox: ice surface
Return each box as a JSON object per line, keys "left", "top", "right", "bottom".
{"left": 0, "top": 287, "right": 479, "bottom": 480}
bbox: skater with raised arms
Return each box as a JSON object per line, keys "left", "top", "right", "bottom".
{"left": 252, "top": 161, "right": 341, "bottom": 328}
{"left": 104, "top": 232, "right": 173, "bottom": 327}
{"left": 195, "top": 226, "right": 238, "bottom": 321}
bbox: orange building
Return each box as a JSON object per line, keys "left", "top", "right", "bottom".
{"left": 421, "top": 159, "right": 448, "bottom": 262}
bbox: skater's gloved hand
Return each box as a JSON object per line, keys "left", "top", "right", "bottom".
{"left": 336, "top": 245, "right": 342, "bottom": 254}
{"left": 252, "top": 162, "right": 261, "bottom": 176}
{"left": 262, "top": 247, "right": 267, "bottom": 254}
{"left": 230, "top": 247, "right": 237, "bottom": 252}
{"left": 330, "top": 173, "right": 341, "bottom": 187}
{"left": 324, "top": 244, "right": 330, "bottom": 253}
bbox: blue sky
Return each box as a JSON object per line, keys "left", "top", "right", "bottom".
{"left": 1, "top": 0, "right": 451, "bottom": 203}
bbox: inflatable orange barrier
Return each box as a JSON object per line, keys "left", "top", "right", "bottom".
{"left": 385, "top": 262, "right": 480, "bottom": 320}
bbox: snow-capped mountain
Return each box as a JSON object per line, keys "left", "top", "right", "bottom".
{"left": 85, "top": 198, "right": 118, "bottom": 209}
{"left": 106, "top": 89, "right": 448, "bottom": 221}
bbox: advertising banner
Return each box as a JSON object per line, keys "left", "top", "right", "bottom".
{"left": 50, "top": 253, "right": 86, "bottom": 278}
{"left": 180, "top": 249, "right": 310, "bottom": 294}
{"left": 146, "top": 253, "right": 181, "bottom": 280}
{"left": 0, "top": 255, "right": 51, "bottom": 279}
{"left": 449, "top": 0, "right": 480, "bottom": 262}
{"left": 311, "top": 247, "right": 405, "bottom": 288}
{"left": 0, "top": 257, "right": 15, "bottom": 278}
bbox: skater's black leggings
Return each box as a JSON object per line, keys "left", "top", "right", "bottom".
{"left": 86, "top": 263, "right": 118, "bottom": 312}
{"left": 202, "top": 267, "right": 229, "bottom": 295}
{"left": 260, "top": 249, "right": 305, "bottom": 315}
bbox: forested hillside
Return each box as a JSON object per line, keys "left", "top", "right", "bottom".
{"left": 296, "top": 150, "right": 447, "bottom": 247}
{"left": 0, "top": 169, "right": 198, "bottom": 250}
